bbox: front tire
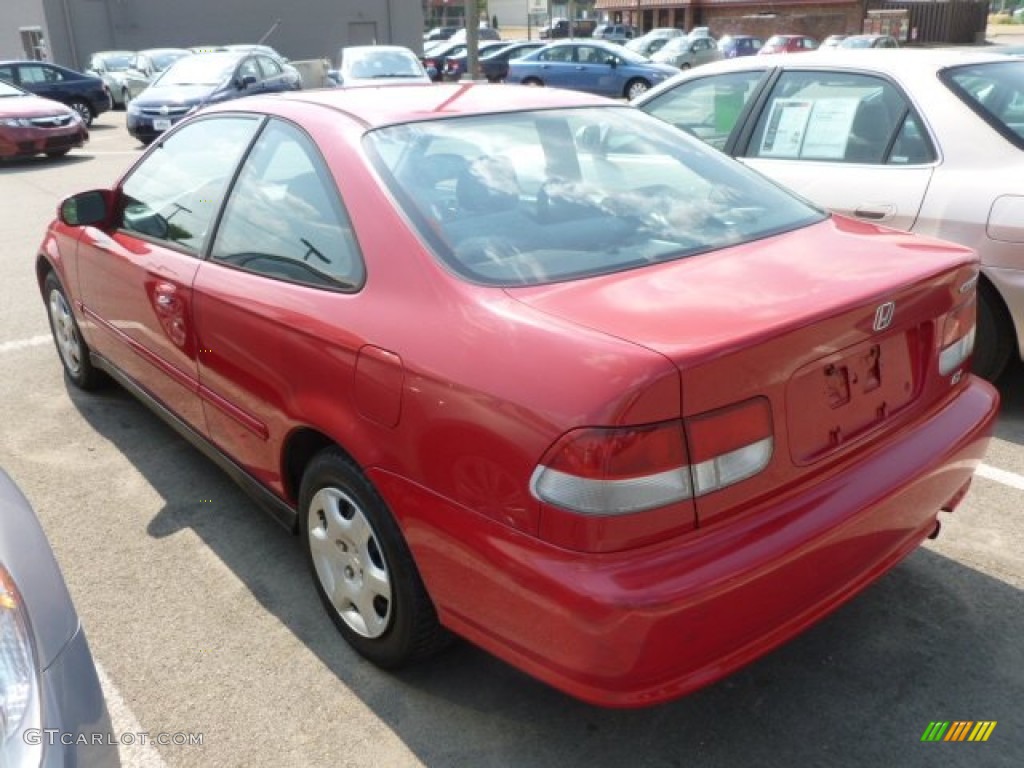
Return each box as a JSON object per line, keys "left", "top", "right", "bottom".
{"left": 299, "top": 448, "right": 450, "bottom": 668}
{"left": 44, "top": 272, "right": 102, "bottom": 390}
{"left": 625, "top": 78, "right": 651, "bottom": 100}
{"left": 45, "top": 148, "right": 71, "bottom": 158}
{"left": 522, "top": 77, "right": 543, "bottom": 87}
{"left": 121, "top": 88, "right": 132, "bottom": 108}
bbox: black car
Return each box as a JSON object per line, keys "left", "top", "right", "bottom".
{"left": 0, "top": 60, "right": 110, "bottom": 126}
{"left": 126, "top": 51, "right": 301, "bottom": 144}
{"left": 718, "top": 35, "right": 764, "bottom": 58}
{"left": 441, "top": 40, "right": 515, "bottom": 81}
{"left": 477, "top": 41, "right": 546, "bottom": 82}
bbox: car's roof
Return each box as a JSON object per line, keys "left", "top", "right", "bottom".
{"left": 658, "top": 47, "right": 1015, "bottom": 76}
{"left": 215, "top": 82, "right": 618, "bottom": 129}
{"left": 139, "top": 47, "right": 189, "bottom": 55}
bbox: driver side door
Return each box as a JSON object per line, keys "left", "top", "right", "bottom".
{"left": 75, "top": 116, "right": 262, "bottom": 432}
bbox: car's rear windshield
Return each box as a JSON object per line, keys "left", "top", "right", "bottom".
{"left": 365, "top": 106, "right": 824, "bottom": 287}
{"left": 941, "top": 60, "right": 1024, "bottom": 149}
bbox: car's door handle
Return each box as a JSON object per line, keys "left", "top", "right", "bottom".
{"left": 575, "top": 66, "right": 584, "bottom": 70}
{"left": 853, "top": 204, "right": 895, "bottom": 222}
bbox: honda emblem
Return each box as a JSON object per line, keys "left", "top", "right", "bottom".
{"left": 873, "top": 301, "right": 896, "bottom": 332}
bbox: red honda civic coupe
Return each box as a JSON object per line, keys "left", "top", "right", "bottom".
{"left": 36, "top": 84, "right": 998, "bottom": 707}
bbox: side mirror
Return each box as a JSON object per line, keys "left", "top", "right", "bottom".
{"left": 609, "top": 57, "right": 618, "bottom": 68}
{"left": 239, "top": 74, "right": 258, "bottom": 89}
{"left": 58, "top": 190, "right": 111, "bottom": 228}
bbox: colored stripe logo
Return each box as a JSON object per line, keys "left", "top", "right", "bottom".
{"left": 921, "top": 721, "right": 997, "bottom": 742}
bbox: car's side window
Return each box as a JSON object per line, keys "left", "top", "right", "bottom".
{"left": 0, "top": 65, "right": 13, "bottom": 82}
{"left": 21, "top": 65, "right": 60, "bottom": 84}
{"left": 640, "top": 71, "right": 766, "bottom": 150}
{"left": 210, "top": 119, "right": 364, "bottom": 290}
{"left": 889, "top": 114, "right": 937, "bottom": 164}
{"left": 119, "top": 117, "right": 261, "bottom": 253}
{"left": 745, "top": 71, "right": 911, "bottom": 164}
{"left": 238, "top": 57, "right": 261, "bottom": 83}
{"left": 258, "top": 55, "right": 282, "bottom": 78}
{"left": 541, "top": 47, "right": 573, "bottom": 63}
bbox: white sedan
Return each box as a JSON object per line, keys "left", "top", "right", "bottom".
{"left": 330, "top": 45, "right": 431, "bottom": 87}
{"left": 634, "top": 49, "right": 1024, "bottom": 380}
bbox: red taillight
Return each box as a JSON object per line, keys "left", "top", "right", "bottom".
{"left": 939, "top": 295, "right": 977, "bottom": 376}
{"left": 685, "top": 398, "right": 774, "bottom": 497}
{"left": 424, "top": 58, "right": 437, "bottom": 69}
{"left": 532, "top": 401, "right": 775, "bottom": 552}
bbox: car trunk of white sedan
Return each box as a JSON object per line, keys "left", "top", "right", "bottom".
{"left": 508, "top": 215, "right": 981, "bottom": 528}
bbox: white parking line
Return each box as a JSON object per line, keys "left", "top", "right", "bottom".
{"left": 975, "top": 463, "right": 1024, "bottom": 492}
{"left": 0, "top": 335, "right": 51, "bottom": 354}
{"left": 95, "top": 662, "right": 170, "bottom": 767}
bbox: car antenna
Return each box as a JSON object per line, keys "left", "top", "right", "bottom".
{"left": 258, "top": 19, "right": 282, "bottom": 45}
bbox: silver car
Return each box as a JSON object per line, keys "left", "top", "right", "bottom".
{"left": 117, "top": 48, "right": 190, "bottom": 106}
{"left": 84, "top": 51, "right": 136, "bottom": 108}
{"left": 0, "top": 469, "right": 118, "bottom": 767}
{"left": 634, "top": 49, "right": 1024, "bottom": 379}
{"left": 650, "top": 35, "right": 722, "bottom": 70}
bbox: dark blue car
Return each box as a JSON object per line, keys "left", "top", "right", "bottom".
{"left": 126, "top": 51, "right": 301, "bottom": 144}
{"left": 506, "top": 40, "right": 678, "bottom": 100}
{"left": 0, "top": 60, "right": 110, "bottom": 126}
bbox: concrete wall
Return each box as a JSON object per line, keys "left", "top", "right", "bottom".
{"left": 1, "top": 0, "right": 51, "bottom": 60}
{"left": 25, "top": 0, "right": 423, "bottom": 71}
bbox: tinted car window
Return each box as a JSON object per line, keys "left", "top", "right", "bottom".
{"left": 119, "top": 117, "right": 261, "bottom": 252}
{"left": 745, "top": 71, "right": 913, "bottom": 164}
{"left": 366, "top": 107, "right": 823, "bottom": 287}
{"left": 942, "top": 61, "right": 1024, "bottom": 148}
{"left": 258, "top": 55, "right": 283, "bottom": 78}
{"left": 0, "top": 65, "right": 13, "bottom": 82}
{"left": 640, "top": 70, "right": 766, "bottom": 150}
{"left": 211, "top": 120, "right": 364, "bottom": 289}
{"left": 238, "top": 57, "right": 261, "bottom": 82}
{"left": 20, "top": 65, "right": 62, "bottom": 84}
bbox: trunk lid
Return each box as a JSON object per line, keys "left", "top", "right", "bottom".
{"left": 508, "top": 215, "right": 980, "bottom": 526}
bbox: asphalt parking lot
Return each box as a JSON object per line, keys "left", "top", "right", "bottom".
{"left": 1, "top": 109, "right": 1022, "bottom": 768}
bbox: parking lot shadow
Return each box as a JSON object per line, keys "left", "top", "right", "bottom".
{"left": 994, "top": 358, "right": 1024, "bottom": 445}
{"left": 68, "top": 383, "right": 1022, "bottom": 768}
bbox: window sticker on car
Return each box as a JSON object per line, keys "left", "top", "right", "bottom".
{"left": 759, "top": 97, "right": 859, "bottom": 159}
{"left": 800, "top": 98, "right": 859, "bottom": 159}
{"left": 759, "top": 98, "right": 812, "bottom": 157}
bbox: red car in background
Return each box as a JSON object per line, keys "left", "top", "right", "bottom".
{"left": 36, "top": 84, "right": 997, "bottom": 707}
{"left": 0, "top": 79, "right": 87, "bottom": 159}
{"left": 760, "top": 34, "right": 820, "bottom": 54}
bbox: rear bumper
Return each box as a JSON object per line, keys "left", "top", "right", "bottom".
{"left": 373, "top": 376, "right": 998, "bottom": 707}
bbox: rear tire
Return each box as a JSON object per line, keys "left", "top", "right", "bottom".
{"left": 69, "top": 99, "right": 93, "bottom": 127}
{"left": 973, "top": 280, "right": 1014, "bottom": 381}
{"left": 44, "top": 272, "right": 103, "bottom": 390}
{"left": 299, "top": 448, "right": 450, "bottom": 668}
{"left": 45, "top": 148, "right": 71, "bottom": 158}
{"left": 121, "top": 88, "right": 132, "bottom": 108}
{"left": 523, "top": 77, "right": 543, "bottom": 87}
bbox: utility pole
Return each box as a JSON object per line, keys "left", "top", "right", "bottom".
{"left": 465, "top": 0, "right": 479, "bottom": 80}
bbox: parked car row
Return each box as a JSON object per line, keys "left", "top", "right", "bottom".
{"left": 0, "top": 59, "right": 110, "bottom": 126}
